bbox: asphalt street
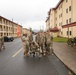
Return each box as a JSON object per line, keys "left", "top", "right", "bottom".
{"left": 0, "top": 38, "right": 70, "bottom": 75}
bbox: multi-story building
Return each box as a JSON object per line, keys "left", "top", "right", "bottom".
{"left": 46, "top": 0, "right": 76, "bottom": 38}
{"left": 0, "top": 16, "right": 22, "bottom": 38}
{"left": 22, "top": 28, "right": 32, "bottom": 36}
{"left": 46, "top": 16, "right": 50, "bottom": 31}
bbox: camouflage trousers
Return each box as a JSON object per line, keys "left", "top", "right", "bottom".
{"left": 40, "top": 43, "right": 45, "bottom": 53}
{"left": 45, "top": 43, "right": 53, "bottom": 54}
{"left": 24, "top": 44, "right": 29, "bottom": 55}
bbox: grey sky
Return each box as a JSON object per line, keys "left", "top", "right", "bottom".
{"left": 0, "top": 0, "right": 59, "bottom": 30}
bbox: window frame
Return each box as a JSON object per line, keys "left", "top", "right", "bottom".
{"left": 69, "top": 6, "right": 71, "bottom": 11}
{"left": 66, "top": 0, "right": 68, "bottom": 3}
{"left": 69, "top": 18, "right": 71, "bottom": 23}
{"left": 66, "top": 19, "right": 68, "bottom": 24}
{"left": 70, "top": 31, "right": 72, "bottom": 35}
{"left": 66, "top": 8, "right": 68, "bottom": 13}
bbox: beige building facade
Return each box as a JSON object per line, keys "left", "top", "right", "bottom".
{"left": 46, "top": 17, "right": 50, "bottom": 30}
{"left": 22, "top": 28, "right": 32, "bottom": 36}
{"left": 0, "top": 16, "right": 22, "bottom": 38}
{"left": 46, "top": 0, "right": 76, "bottom": 38}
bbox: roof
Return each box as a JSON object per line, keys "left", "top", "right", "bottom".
{"left": 55, "top": 0, "right": 63, "bottom": 9}
{"left": 23, "top": 28, "right": 30, "bottom": 30}
{"left": 48, "top": 0, "right": 63, "bottom": 15}
{"left": 49, "top": 27, "right": 59, "bottom": 32}
{"left": 45, "top": 16, "right": 50, "bottom": 22}
{"left": 0, "top": 16, "right": 22, "bottom": 27}
{"left": 62, "top": 22, "right": 76, "bottom": 28}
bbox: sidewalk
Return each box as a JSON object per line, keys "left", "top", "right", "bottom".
{"left": 53, "top": 42, "right": 76, "bottom": 74}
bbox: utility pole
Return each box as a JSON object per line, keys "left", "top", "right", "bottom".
{"left": 40, "top": 26, "right": 41, "bottom": 31}
{"left": 42, "top": 25, "right": 44, "bottom": 31}
{"left": 12, "top": 18, "right": 14, "bottom": 37}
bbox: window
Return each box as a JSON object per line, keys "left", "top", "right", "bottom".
{"left": 66, "top": 8, "right": 68, "bottom": 13}
{"left": 0, "top": 20, "right": 1, "bottom": 24}
{"left": 59, "top": 23, "right": 60, "bottom": 26}
{"left": 70, "top": 31, "right": 72, "bottom": 35}
{"left": 66, "top": 0, "right": 68, "bottom": 2}
{"left": 69, "top": 6, "right": 71, "bottom": 11}
{"left": 66, "top": 19, "right": 68, "bottom": 24}
{"left": 59, "top": 15, "right": 60, "bottom": 18}
{"left": 56, "top": 17, "right": 57, "bottom": 20}
{"left": 59, "top": 7, "right": 60, "bottom": 10}
{"left": 61, "top": 13, "right": 62, "bottom": 17}
{"left": 61, "top": 22, "right": 62, "bottom": 26}
{"left": 69, "top": 18, "right": 71, "bottom": 23}
{"left": 56, "top": 24, "right": 57, "bottom": 27}
{"left": 55, "top": 10, "right": 57, "bottom": 13}
{"left": 61, "top": 5, "right": 62, "bottom": 8}
{"left": 67, "top": 31, "right": 68, "bottom": 35}
{"left": 61, "top": 32, "right": 63, "bottom": 35}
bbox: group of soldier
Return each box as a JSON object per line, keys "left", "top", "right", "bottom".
{"left": 36, "top": 30, "right": 54, "bottom": 56}
{"left": 21, "top": 30, "right": 54, "bottom": 58}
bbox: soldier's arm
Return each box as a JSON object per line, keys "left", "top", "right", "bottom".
{"left": 35, "top": 35, "right": 37, "bottom": 42}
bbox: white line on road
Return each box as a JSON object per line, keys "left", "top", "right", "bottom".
{"left": 12, "top": 47, "right": 23, "bottom": 57}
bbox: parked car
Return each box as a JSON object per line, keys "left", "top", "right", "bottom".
{"left": 4, "top": 36, "right": 14, "bottom": 42}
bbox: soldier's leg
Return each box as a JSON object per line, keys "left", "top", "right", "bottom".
{"left": 25, "top": 45, "right": 29, "bottom": 57}
{"left": 23, "top": 45, "right": 26, "bottom": 57}
{"left": 48, "top": 44, "right": 51, "bottom": 54}
{"left": 23, "top": 45, "right": 28, "bottom": 57}
{"left": 50, "top": 43, "right": 54, "bottom": 55}
{"left": 46, "top": 44, "right": 50, "bottom": 55}
{"left": 41, "top": 44, "right": 43, "bottom": 54}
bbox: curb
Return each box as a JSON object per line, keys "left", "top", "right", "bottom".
{"left": 54, "top": 52, "right": 76, "bottom": 75}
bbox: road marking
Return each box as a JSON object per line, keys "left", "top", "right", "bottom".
{"left": 12, "top": 47, "right": 23, "bottom": 57}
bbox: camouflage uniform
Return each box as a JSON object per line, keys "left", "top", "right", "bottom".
{"left": 35, "top": 33, "right": 41, "bottom": 46}
{"left": 30, "top": 42, "right": 39, "bottom": 52}
{"left": 21, "top": 34, "right": 29, "bottom": 56}
{"left": 40, "top": 32, "right": 45, "bottom": 54}
{"left": 45, "top": 32, "right": 53, "bottom": 55}
{"left": 30, "top": 41, "right": 40, "bottom": 57}
{"left": 29, "top": 34, "right": 33, "bottom": 43}
{"left": 0, "top": 36, "right": 5, "bottom": 51}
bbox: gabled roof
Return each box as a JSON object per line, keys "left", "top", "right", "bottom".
{"left": 0, "top": 16, "right": 22, "bottom": 27}
{"left": 55, "top": 0, "right": 63, "bottom": 9}
{"left": 45, "top": 16, "right": 50, "bottom": 22}
{"left": 23, "top": 28, "right": 29, "bottom": 30}
{"left": 48, "top": 0, "right": 64, "bottom": 15}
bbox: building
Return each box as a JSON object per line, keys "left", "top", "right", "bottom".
{"left": 46, "top": 16, "right": 50, "bottom": 31}
{"left": 0, "top": 16, "right": 22, "bottom": 38}
{"left": 22, "top": 28, "right": 32, "bottom": 36}
{"left": 46, "top": 0, "right": 76, "bottom": 38}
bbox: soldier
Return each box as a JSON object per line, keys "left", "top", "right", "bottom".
{"left": 21, "top": 34, "right": 29, "bottom": 57}
{"left": 35, "top": 32, "right": 42, "bottom": 57}
{"left": 35, "top": 32, "right": 41, "bottom": 46}
{"left": 40, "top": 31, "right": 45, "bottom": 54}
{"left": 29, "top": 33, "right": 33, "bottom": 43}
{"left": 0, "top": 34, "right": 5, "bottom": 51}
{"left": 30, "top": 41, "right": 39, "bottom": 57}
{"left": 45, "top": 30, "right": 54, "bottom": 55}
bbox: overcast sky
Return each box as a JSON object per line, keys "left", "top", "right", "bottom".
{"left": 0, "top": 0, "right": 59, "bottom": 31}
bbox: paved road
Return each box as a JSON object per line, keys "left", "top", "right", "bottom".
{"left": 0, "top": 38, "right": 70, "bottom": 75}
